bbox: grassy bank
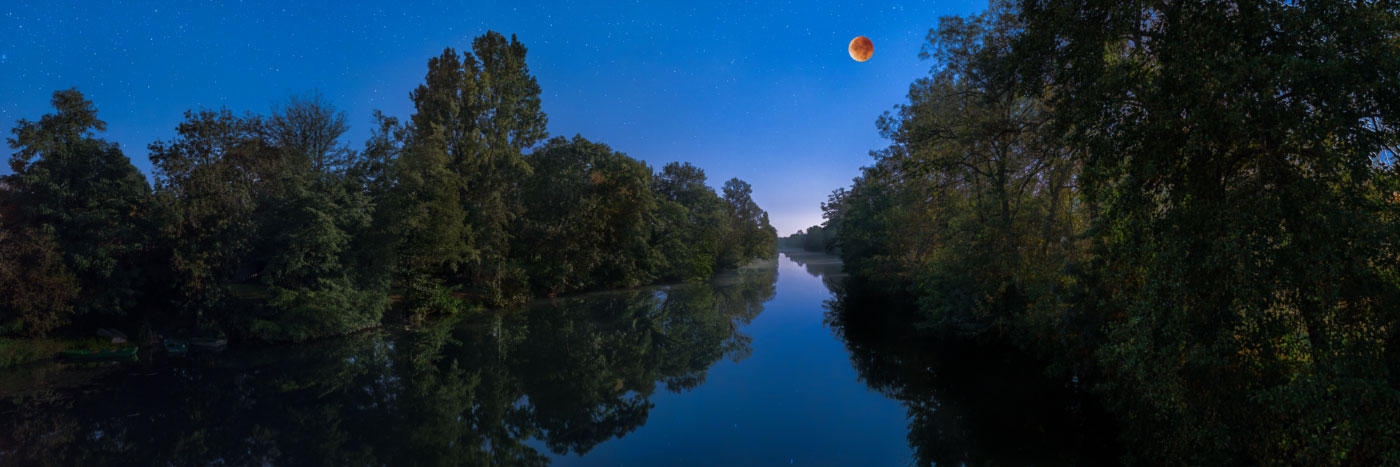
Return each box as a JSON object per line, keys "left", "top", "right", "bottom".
{"left": 0, "top": 337, "right": 133, "bottom": 369}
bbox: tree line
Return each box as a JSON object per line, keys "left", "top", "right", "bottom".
{"left": 820, "top": 1, "right": 1400, "bottom": 464}
{"left": 778, "top": 223, "right": 837, "bottom": 253}
{"left": 0, "top": 31, "right": 777, "bottom": 346}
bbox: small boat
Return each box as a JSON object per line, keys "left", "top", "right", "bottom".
{"left": 190, "top": 337, "right": 228, "bottom": 351}
{"left": 163, "top": 337, "right": 189, "bottom": 355}
{"left": 60, "top": 347, "right": 138, "bottom": 362}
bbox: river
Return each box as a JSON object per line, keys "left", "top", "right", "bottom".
{"left": 0, "top": 251, "right": 1115, "bottom": 465}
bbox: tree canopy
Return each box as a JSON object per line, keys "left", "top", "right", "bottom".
{"left": 2, "top": 89, "right": 151, "bottom": 333}
{"left": 821, "top": 1, "right": 1400, "bottom": 464}
{"left": 0, "top": 31, "right": 777, "bottom": 346}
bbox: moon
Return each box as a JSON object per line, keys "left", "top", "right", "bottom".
{"left": 849, "top": 36, "right": 873, "bottom": 62}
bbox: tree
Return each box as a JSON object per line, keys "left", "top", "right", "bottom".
{"left": 652, "top": 162, "right": 727, "bottom": 281}
{"left": 384, "top": 110, "right": 472, "bottom": 322}
{"left": 397, "top": 31, "right": 549, "bottom": 308}
{"left": 252, "top": 94, "right": 391, "bottom": 341}
{"left": 0, "top": 34, "right": 782, "bottom": 342}
{"left": 4, "top": 89, "right": 151, "bottom": 322}
{"left": 151, "top": 95, "right": 392, "bottom": 339}
{"left": 0, "top": 206, "right": 78, "bottom": 337}
{"left": 720, "top": 178, "right": 777, "bottom": 266}
{"left": 518, "top": 136, "right": 659, "bottom": 295}
{"left": 778, "top": 224, "right": 837, "bottom": 253}
{"left": 822, "top": 2, "right": 1400, "bottom": 462}
{"left": 1015, "top": 0, "right": 1400, "bottom": 463}
{"left": 352, "top": 111, "right": 405, "bottom": 200}
{"left": 653, "top": 162, "right": 711, "bottom": 208}
{"left": 149, "top": 108, "right": 268, "bottom": 326}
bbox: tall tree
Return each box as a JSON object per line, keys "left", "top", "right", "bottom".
{"left": 1015, "top": 1, "right": 1400, "bottom": 463}
{"left": 467, "top": 31, "right": 549, "bottom": 303}
{"left": 397, "top": 31, "right": 549, "bottom": 307}
{"left": 4, "top": 89, "right": 151, "bottom": 322}
{"left": 855, "top": 4, "right": 1083, "bottom": 335}
{"left": 149, "top": 108, "right": 267, "bottom": 326}
{"left": 253, "top": 94, "right": 390, "bottom": 341}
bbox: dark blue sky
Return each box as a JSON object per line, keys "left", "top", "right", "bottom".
{"left": 2, "top": 0, "right": 985, "bottom": 235}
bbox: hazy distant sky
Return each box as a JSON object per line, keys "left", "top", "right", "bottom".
{"left": 2, "top": 0, "right": 986, "bottom": 235}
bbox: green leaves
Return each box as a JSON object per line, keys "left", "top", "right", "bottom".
{"left": 0, "top": 218, "right": 77, "bottom": 337}
{"left": 0, "top": 32, "right": 779, "bottom": 346}
{"left": 149, "top": 94, "right": 391, "bottom": 338}
{"left": 3, "top": 89, "right": 150, "bottom": 325}
{"left": 826, "top": 1, "right": 1400, "bottom": 463}
{"left": 516, "top": 136, "right": 776, "bottom": 295}
{"left": 1017, "top": 0, "right": 1400, "bottom": 462}
{"left": 720, "top": 178, "right": 778, "bottom": 266}
{"left": 519, "top": 136, "right": 656, "bottom": 294}
{"left": 395, "top": 32, "right": 550, "bottom": 306}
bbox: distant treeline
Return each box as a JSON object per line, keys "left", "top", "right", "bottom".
{"left": 822, "top": 1, "right": 1399, "bottom": 465}
{"left": 0, "top": 31, "right": 776, "bottom": 346}
{"left": 778, "top": 224, "right": 836, "bottom": 254}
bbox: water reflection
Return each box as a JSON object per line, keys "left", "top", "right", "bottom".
{"left": 777, "top": 249, "right": 844, "bottom": 282}
{"left": 0, "top": 255, "right": 1118, "bottom": 466}
{"left": 823, "top": 276, "right": 1120, "bottom": 466}
{"left": 0, "top": 262, "right": 778, "bottom": 466}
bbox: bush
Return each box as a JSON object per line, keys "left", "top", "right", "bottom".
{"left": 250, "top": 280, "right": 388, "bottom": 342}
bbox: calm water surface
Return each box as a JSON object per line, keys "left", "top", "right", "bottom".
{"left": 0, "top": 252, "right": 1112, "bottom": 465}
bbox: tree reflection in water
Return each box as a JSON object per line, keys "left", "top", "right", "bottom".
{"left": 0, "top": 262, "right": 777, "bottom": 466}
{"left": 778, "top": 249, "right": 845, "bottom": 283}
{"left": 786, "top": 251, "right": 1119, "bottom": 467}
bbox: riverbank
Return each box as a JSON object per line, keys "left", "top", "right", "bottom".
{"left": 0, "top": 337, "right": 138, "bottom": 369}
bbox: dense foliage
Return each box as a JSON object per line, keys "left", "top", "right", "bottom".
{"left": 822, "top": 1, "right": 1400, "bottom": 464}
{"left": 1, "top": 90, "right": 151, "bottom": 336}
{"left": 0, "top": 31, "right": 776, "bottom": 346}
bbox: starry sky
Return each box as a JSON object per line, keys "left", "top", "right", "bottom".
{"left": 2, "top": 0, "right": 986, "bottom": 235}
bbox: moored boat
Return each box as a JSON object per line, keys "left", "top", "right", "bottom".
{"left": 60, "top": 347, "right": 138, "bottom": 362}
{"left": 190, "top": 337, "right": 228, "bottom": 351}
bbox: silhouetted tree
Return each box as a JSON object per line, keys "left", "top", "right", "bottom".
{"left": 3, "top": 89, "right": 151, "bottom": 325}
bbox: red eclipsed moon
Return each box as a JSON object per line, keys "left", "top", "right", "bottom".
{"left": 849, "top": 36, "right": 873, "bottom": 62}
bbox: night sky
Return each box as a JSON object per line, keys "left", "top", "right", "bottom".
{"left": 2, "top": 0, "right": 985, "bottom": 235}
